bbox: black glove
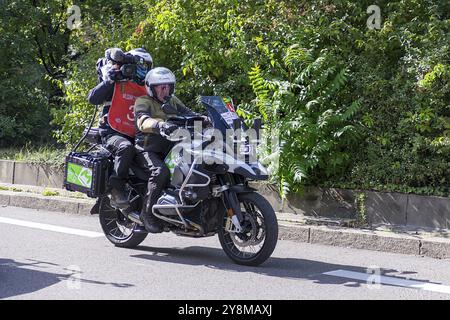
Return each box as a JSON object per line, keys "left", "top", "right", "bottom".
{"left": 107, "top": 68, "right": 123, "bottom": 81}
{"left": 159, "top": 122, "right": 178, "bottom": 136}
{"left": 201, "top": 115, "right": 212, "bottom": 127}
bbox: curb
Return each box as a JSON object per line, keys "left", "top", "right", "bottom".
{"left": 0, "top": 190, "right": 95, "bottom": 215}
{"left": 1, "top": 190, "right": 449, "bottom": 260}
{"left": 278, "top": 223, "right": 449, "bottom": 259}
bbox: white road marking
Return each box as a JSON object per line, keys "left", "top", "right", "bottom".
{"left": 0, "top": 217, "right": 103, "bottom": 238}
{"left": 323, "top": 269, "right": 450, "bottom": 295}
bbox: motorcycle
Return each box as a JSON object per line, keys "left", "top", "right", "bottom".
{"left": 64, "top": 96, "right": 278, "bottom": 266}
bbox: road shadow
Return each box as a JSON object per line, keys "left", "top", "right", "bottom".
{"left": 129, "top": 245, "right": 443, "bottom": 290}
{"left": 0, "top": 258, "right": 133, "bottom": 299}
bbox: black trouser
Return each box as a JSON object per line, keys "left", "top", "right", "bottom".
{"left": 103, "top": 133, "right": 135, "bottom": 190}
{"left": 135, "top": 150, "right": 170, "bottom": 216}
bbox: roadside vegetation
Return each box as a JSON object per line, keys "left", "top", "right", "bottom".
{"left": 0, "top": 145, "right": 66, "bottom": 168}
{"left": 0, "top": 0, "right": 448, "bottom": 197}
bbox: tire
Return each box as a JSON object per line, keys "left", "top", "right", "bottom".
{"left": 98, "top": 196, "right": 147, "bottom": 248}
{"left": 218, "top": 192, "right": 278, "bottom": 266}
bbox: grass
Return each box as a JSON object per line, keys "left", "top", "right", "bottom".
{"left": 42, "top": 189, "right": 60, "bottom": 196}
{"left": 0, "top": 186, "right": 24, "bottom": 192}
{"left": 0, "top": 185, "right": 87, "bottom": 199}
{"left": 0, "top": 144, "right": 67, "bottom": 168}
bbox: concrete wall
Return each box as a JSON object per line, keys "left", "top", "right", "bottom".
{"left": 0, "top": 160, "right": 64, "bottom": 188}
{"left": 0, "top": 160, "right": 14, "bottom": 184}
{"left": 251, "top": 182, "right": 450, "bottom": 230}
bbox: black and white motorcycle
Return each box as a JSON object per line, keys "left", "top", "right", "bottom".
{"left": 66, "top": 96, "right": 278, "bottom": 266}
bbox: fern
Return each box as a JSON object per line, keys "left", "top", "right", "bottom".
{"left": 333, "top": 125, "right": 360, "bottom": 141}
{"left": 291, "top": 163, "right": 308, "bottom": 183}
{"left": 305, "top": 99, "right": 320, "bottom": 111}
{"left": 248, "top": 64, "right": 269, "bottom": 121}
{"left": 321, "top": 68, "right": 348, "bottom": 100}
{"left": 296, "top": 55, "right": 326, "bottom": 84}
{"left": 284, "top": 44, "right": 313, "bottom": 72}
{"left": 245, "top": 48, "right": 362, "bottom": 197}
{"left": 279, "top": 175, "right": 290, "bottom": 199}
{"left": 305, "top": 65, "right": 336, "bottom": 99}
{"left": 342, "top": 99, "right": 362, "bottom": 121}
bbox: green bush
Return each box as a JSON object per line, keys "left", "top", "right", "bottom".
{"left": 0, "top": 0, "right": 72, "bottom": 147}
{"left": 241, "top": 0, "right": 450, "bottom": 196}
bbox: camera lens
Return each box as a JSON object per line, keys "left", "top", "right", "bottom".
{"left": 120, "top": 64, "right": 136, "bottom": 78}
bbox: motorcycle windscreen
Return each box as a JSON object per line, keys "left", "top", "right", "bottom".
{"left": 200, "top": 96, "right": 241, "bottom": 136}
{"left": 200, "top": 96, "right": 256, "bottom": 164}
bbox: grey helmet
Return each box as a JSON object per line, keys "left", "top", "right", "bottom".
{"left": 127, "top": 48, "right": 153, "bottom": 84}
{"left": 144, "top": 67, "right": 176, "bottom": 98}
{"left": 126, "top": 48, "right": 153, "bottom": 67}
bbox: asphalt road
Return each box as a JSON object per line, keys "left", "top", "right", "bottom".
{"left": 1, "top": 206, "right": 450, "bottom": 300}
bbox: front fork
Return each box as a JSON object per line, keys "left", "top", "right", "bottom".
{"left": 222, "top": 190, "right": 244, "bottom": 233}
{"left": 218, "top": 175, "right": 244, "bottom": 233}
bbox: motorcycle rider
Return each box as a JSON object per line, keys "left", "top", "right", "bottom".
{"left": 87, "top": 47, "right": 153, "bottom": 210}
{"left": 133, "top": 67, "right": 198, "bottom": 233}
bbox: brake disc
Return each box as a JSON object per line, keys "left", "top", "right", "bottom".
{"left": 232, "top": 213, "right": 265, "bottom": 247}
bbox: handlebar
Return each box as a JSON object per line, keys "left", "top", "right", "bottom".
{"left": 166, "top": 115, "right": 207, "bottom": 124}
{"left": 166, "top": 115, "right": 212, "bottom": 130}
{"left": 160, "top": 115, "right": 212, "bottom": 141}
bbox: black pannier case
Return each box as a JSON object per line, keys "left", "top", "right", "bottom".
{"left": 64, "top": 152, "right": 111, "bottom": 198}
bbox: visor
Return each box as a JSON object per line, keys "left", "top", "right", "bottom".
{"left": 136, "top": 64, "right": 149, "bottom": 81}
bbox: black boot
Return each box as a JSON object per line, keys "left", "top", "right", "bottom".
{"left": 141, "top": 212, "right": 163, "bottom": 233}
{"left": 110, "top": 187, "right": 130, "bottom": 210}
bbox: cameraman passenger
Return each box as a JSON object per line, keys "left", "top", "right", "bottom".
{"left": 87, "top": 47, "right": 152, "bottom": 210}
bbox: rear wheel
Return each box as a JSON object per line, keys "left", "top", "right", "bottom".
{"left": 218, "top": 192, "right": 278, "bottom": 266}
{"left": 98, "top": 196, "right": 147, "bottom": 248}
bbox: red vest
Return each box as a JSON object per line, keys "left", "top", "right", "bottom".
{"left": 108, "top": 82, "right": 147, "bottom": 138}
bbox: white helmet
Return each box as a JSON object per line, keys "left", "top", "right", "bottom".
{"left": 145, "top": 67, "right": 176, "bottom": 98}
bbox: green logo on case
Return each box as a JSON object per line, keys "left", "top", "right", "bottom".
{"left": 67, "top": 163, "right": 92, "bottom": 188}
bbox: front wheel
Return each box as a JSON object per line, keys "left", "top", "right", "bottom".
{"left": 98, "top": 196, "right": 147, "bottom": 248}
{"left": 218, "top": 192, "right": 278, "bottom": 266}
